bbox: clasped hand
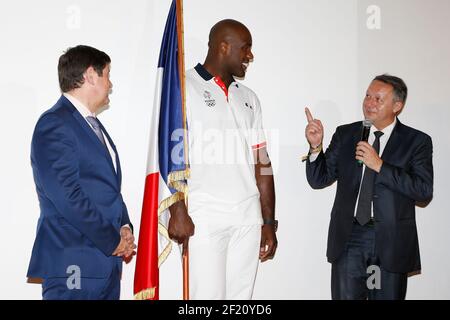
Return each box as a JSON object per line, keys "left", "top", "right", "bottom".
{"left": 112, "top": 226, "right": 137, "bottom": 259}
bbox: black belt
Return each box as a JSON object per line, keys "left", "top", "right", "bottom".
{"left": 353, "top": 217, "right": 375, "bottom": 227}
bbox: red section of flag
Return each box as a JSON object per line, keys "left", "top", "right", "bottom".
{"left": 134, "top": 172, "right": 160, "bottom": 300}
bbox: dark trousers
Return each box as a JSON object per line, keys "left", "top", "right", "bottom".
{"left": 42, "top": 263, "right": 121, "bottom": 300}
{"left": 331, "top": 221, "right": 408, "bottom": 300}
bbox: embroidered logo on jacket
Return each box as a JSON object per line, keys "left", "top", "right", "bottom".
{"left": 203, "top": 90, "right": 216, "bottom": 107}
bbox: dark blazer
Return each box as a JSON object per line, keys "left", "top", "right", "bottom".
{"left": 306, "top": 119, "right": 433, "bottom": 273}
{"left": 27, "top": 96, "right": 131, "bottom": 279}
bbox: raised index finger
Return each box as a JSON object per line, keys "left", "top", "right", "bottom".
{"left": 305, "top": 107, "right": 314, "bottom": 123}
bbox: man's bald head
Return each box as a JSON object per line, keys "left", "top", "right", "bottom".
{"left": 203, "top": 19, "right": 254, "bottom": 82}
{"left": 208, "top": 19, "right": 251, "bottom": 49}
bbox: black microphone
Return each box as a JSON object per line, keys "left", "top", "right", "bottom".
{"left": 358, "top": 119, "right": 372, "bottom": 166}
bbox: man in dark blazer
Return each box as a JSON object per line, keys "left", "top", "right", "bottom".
{"left": 27, "top": 45, "right": 136, "bottom": 299}
{"left": 304, "top": 74, "right": 433, "bottom": 299}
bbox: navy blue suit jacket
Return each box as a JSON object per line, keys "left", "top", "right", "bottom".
{"left": 27, "top": 96, "right": 131, "bottom": 279}
{"left": 306, "top": 119, "right": 433, "bottom": 273}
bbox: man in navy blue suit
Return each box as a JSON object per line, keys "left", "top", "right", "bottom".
{"left": 305, "top": 75, "right": 433, "bottom": 299}
{"left": 27, "top": 45, "right": 136, "bottom": 300}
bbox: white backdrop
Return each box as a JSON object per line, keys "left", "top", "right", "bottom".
{"left": 0, "top": 0, "right": 449, "bottom": 300}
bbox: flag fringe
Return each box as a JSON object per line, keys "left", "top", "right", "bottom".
{"left": 167, "top": 168, "right": 190, "bottom": 189}
{"left": 134, "top": 287, "right": 156, "bottom": 300}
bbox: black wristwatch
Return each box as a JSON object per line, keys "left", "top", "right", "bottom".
{"left": 263, "top": 219, "right": 278, "bottom": 232}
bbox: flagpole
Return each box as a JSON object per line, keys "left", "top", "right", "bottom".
{"left": 176, "top": 0, "right": 189, "bottom": 301}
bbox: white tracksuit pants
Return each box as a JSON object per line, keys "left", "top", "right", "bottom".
{"left": 188, "top": 222, "right": 261, "bottom": 300}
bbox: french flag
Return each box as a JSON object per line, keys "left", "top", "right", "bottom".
{"left": 134, "top": 0, "right": 188, "bottom": 300}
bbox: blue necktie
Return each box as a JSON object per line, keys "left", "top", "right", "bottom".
{"left": 86, "top": 116, "right": 106, "bottom": 147}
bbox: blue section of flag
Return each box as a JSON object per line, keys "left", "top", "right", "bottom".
{"left": 157, "top": 0, "right": 187, "bottom": 193}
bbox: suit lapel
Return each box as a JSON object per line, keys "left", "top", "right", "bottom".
{"left": 98, "top": 120, "right": 122, "bottom": 187}
{"left": 352, "top": 122, "right": 364, "bottom": 186}
{"left": 60, "top": 96, "right": 118, "bottom": 180}
{"left": 381, "top": 119, "right": 402, "bottom": 162}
